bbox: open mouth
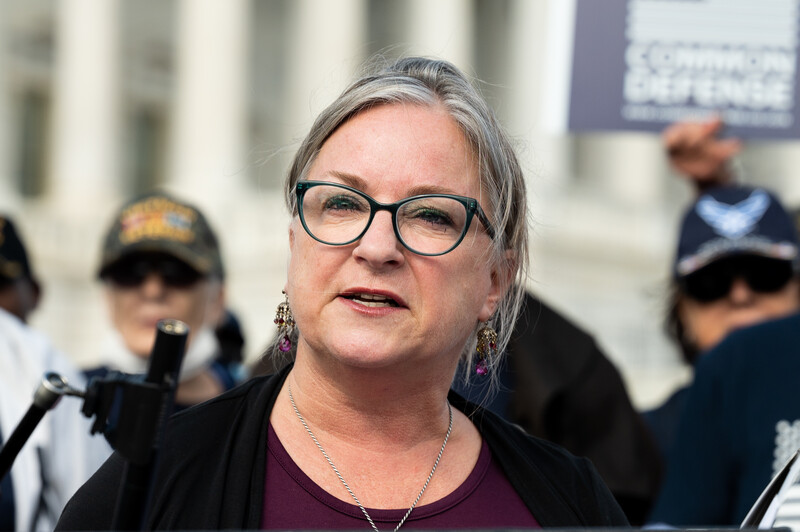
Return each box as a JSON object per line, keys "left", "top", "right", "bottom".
{"left": 342, "top": 293, "right": 400, "bottom": 308}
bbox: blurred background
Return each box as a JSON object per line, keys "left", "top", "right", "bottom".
{"left": 1, "top": 0, "right": 799, "bottom": 409}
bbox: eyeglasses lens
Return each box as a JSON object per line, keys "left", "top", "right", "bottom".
{"left": 106, "top": 257, "right": 201, "bottom": 288}
{"left": 396, "top": 198, "right": 468, "bottom": 253}
{"left": 301, "top": 185, "right": 370, "bottom": 244}
{"left": 682, "top": 257, "right": 794, "bottom": 302}
{"left": 300, "top": 184, "right": 470, "bottom": 255}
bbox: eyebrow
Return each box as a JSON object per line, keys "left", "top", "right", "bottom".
{"left": 325, "top": 171, "right": 462, "bottom": 198}
{"left": 327, "top": 171, "right": 368, "bottom": 191}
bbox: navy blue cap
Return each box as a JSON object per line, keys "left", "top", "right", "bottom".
{"left": 674, "top": 185, "right": 799, "bottom": 278}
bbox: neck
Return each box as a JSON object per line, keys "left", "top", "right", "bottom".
{"left": 285, "top": 348, "right": 455, "bottom": 448}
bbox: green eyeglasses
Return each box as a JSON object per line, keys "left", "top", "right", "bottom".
{"left": 296, "top": 181, "right": 496, "bottom": 256}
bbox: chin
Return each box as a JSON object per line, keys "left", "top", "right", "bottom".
{"left": 316, "top": 338, "right": 405, "bottom": 369}
{"left": 732, "top": 312, "right": 779, "bottom": 330}
{"left": 125, "top": 331, "right": 157, "bottom": 358}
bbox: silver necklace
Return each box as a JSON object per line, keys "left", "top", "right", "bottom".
{"left": 287, "top": 385, "right": 453, "bottom": 532}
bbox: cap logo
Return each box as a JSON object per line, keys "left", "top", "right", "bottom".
{"left": 118, "top": 197, "right": 197, "bottom": 245}
{"left": 696, "top": 190, "right": 770, "bottom": 239}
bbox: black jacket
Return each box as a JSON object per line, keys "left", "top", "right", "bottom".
{"left": 57, "top": 365, "right": 628, "bottom": 530}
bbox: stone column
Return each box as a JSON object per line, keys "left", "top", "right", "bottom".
{"left": 580, "top": 133, "right": 666, "bottom": 208}
{"left": 405, "top": 0, "right": 473, "bottom": 69}
{"left": 283, "top": 0, "right": 367, "bottom": 141}
{"left": 168, "top": 0, "right": 250, "bottom": 209}
{"left": 49, "top": 0, "right": 120, "bottom": 208}
{"left": 0, "top": 1, "right": 14, "bottom": 209}
{"left": 507, "top": 0, "right": 572, "bottom": 196}
{"left": 762, "top": 145, "right": 800, "bottom": 208}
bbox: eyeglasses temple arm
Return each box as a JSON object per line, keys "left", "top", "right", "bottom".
{"left": 473, "top": 202, "right": 496, "bottom": 240}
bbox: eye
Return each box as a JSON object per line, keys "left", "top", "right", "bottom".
{"left": 322, "top": 192, "right": 366, "bottom": 212}
{"left": 406, "top": 205, "right": 455, "bottom": 227}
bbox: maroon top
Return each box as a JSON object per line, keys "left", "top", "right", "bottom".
{"left": 261, "top": 424, "right": 540, "bottom": 530}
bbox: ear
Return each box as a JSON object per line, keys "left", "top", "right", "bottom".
{"left": 478, "top": 249, "right": 516, "bottom": 322}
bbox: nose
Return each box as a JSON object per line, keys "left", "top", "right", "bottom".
{"left": 728, "top": 277, "right": 755, "bottom": 305}
{"left": 352, "top": 211, "right": 405, "bottom": 269}
{"left": 139, "top": 272, "right": 167, "bottom": 300}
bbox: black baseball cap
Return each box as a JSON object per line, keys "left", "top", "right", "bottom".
{"left": 98, "top": 192, "right": 224, "bottom": 279}
{"left": 0, "top": 216, "right": 34, "bottom": 282}
{"left": 674, "top": 185, "right": 798, "bottom": 278}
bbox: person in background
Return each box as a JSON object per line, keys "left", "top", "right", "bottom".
{"left": 0, "top": 216, "right": 109, "bottom": 531}
{"left": 86, "top": 192, "right": 243, "bottom": 409}
{"left": 644, "top": 117, "right": 782, "bottom": 462}
{"left": 645, "top": 117, "right": 800, "bottom": 527}
{"left": 644, "top": 184, "right": 800, "bottom": 463}
{"left": 0, "top": 216, "right": 41, "bottom": 323}
{"left": 643, "top": 116, "right": 800, "bottom": 460}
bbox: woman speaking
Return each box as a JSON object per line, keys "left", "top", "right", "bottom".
{"left": 57, "top": 57, "right": 627, "bottom": 530}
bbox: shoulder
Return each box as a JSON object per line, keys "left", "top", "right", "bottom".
{"left": 450, "top": 391, "right": 628, "bottom": 526}
{"left": 511, "top": 294, "right": 609, "bottom": 388}
{"left": 483, "top": 411, "right": 604, "bottom": 490}
{"left": 710, "top": 311, "right": 800, "bottom": 357}
{"left": 450, "top": 388, "right": 585, "bottom": 467}
{"left": 147, "top": 377, "right": 275, "bottom": 490}
{"left": 155, "top": 371, "right": 288, "bottom": 478}
{"left": 515, "top": 294, "right": 597, "bottom": 356}
{"left": 0, "top": 308, "right": 85, "bottom": 387}
{"left": 645, "top": 385, "right": 690, "bottom": 421}
{"left": 167, "top": 373, "right": 280, "bottom": 443}
{"left": 0, "top": 308, "right": 49, "bottom": 360}
{"left": 697, "top": 312, "right": 800, "bottom": 378}
{"left": 208, "top": 359, "right": 245, "bottom": 390}
{"left": 83, "top": 365, "right": 111, "bottom": 381}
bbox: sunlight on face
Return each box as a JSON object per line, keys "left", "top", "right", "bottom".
{"left": 680, "top": 278, "right": 800, "bottom": 352}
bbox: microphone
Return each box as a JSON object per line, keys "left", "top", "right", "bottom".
{"left": 111, "top": 319, "right": 188, "bottom": 531}
{"left": 145, "top": 320, "right": 188, "bottom": 386}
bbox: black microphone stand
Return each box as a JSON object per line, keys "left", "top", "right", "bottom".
{"left": 0, "top": 318, "right": 188, "bottom": 531}
{"left": 109, "top": 319, "right": 187, "bottom": 530}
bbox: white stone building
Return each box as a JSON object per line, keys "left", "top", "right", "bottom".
{"left": 1, "top": 0, "right": 798, "bottom": 408}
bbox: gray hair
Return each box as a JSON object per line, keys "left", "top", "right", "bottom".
{"left": 284, "top": 56, "right": 529, "bottom": 385}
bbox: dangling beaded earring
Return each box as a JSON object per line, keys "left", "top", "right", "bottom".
{"left": 475, "top": 324, "right": 498, "bottom": 376}
{"left": 274, "top": 290, "right": 295, "bottom": 352}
